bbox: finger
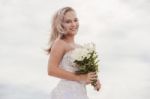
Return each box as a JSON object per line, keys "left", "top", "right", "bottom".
{"left": 89, "top": 77, "right": 97, "bottom": 81}
{"left": 94, "top": 84, "right": 100, "bottom": 91}
{"left": 88, "top": 73, "right": 97, "bottom": 78}
{"left": 92, "top": 75, "right": 98, "bottom": 78}
{"left": 88, "top": 72, "right": 96, "bottom": 75}
{"left": 88, "top": 75, "right": 96, "bottom": 79}
{"left": 90, "top": 76, "right": 97, "bottom": 80}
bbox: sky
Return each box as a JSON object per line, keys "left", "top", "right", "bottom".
{"left": 0, "top": 0, "right": 150, "bottom": 99}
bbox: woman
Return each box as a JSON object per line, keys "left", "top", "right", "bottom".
{"left": 47, "top": 7, "right": 101, "bottom": 99}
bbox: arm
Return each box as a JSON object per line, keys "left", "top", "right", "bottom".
{"left": 47, "top": 39, "right": 97, "bottom": 83}
{"left": 47, "top": 39, "right": 80, "bottom": 81}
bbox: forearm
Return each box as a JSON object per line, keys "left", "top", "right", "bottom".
{"left": 48, "top": 67, "right": 80, "bottom": 81}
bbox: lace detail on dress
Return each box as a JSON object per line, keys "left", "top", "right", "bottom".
{"left": 59, "top": 50, "right": 78, "bottom": 72}
{"left": 50, "top": 48, "right": 89, "bottom": 99}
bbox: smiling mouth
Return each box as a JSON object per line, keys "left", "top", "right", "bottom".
{"left": 70, "top": 29, "right": 76, "bottom": 31}
{"left": 70, "top": 28, "right": 77, "bottom": 31}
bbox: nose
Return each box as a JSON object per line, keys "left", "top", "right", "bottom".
{"left": 71, "top": 21, "right": 76, "bottom": 27}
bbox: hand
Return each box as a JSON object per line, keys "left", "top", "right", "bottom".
{"left": 78, "top": 72, "right": 97, "bottom": 84}
{"left": 94, "top": 79, "right": 101, "bottom": 91}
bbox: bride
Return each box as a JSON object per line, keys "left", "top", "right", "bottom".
{"left": 46, "top": 7, "right": 101, "bottom": 99}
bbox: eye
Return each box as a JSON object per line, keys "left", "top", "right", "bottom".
{"left": 74, "top": 18, "right": 78, "bottom": 22}
{"left": 65, "top": 20, "right": 71, "bottom": 23}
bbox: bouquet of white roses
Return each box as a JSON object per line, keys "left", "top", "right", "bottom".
{"left": 71, "top": 42, "right": 99, "bottom": 86}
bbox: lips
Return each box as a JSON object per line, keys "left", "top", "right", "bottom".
{"left": 70, "top": 28, "right": 77, "bottom": 31}
{"left": 70, "top": 29, "right": 76, "bottom": 31}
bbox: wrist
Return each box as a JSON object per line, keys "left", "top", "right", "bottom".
{"left": 74, "top": 73, "right": 80, "bottom": 81}
{"left": 76, "top": 75, "right": 86, "bottom": 84}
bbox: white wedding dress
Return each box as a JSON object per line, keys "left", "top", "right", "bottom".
{"left": 50, "top": 50, "right": 89, "bottom": 99}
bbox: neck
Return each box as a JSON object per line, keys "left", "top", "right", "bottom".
{"left": 64, "top": 35, "right": 75, "bottom": 44}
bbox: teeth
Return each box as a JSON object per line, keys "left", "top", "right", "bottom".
{"left": 70, "top": 28, "right": 76, "bottom": 30}
{"left": 71, "top": 29, "right": 76, "bottom": 30}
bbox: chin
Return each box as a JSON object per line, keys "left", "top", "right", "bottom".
{"left": 68, "top": 31, "right": 77, "bottom": 36}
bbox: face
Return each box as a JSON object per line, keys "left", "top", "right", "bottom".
{"left": 62, "top": 11, "right": 79, "bottom": 35}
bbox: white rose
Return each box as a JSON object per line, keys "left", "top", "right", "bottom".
{"left": 71, "top": 47, "right": 92, "bottom": 61}
{"left": 71, "top": 48, "right": 85, "bottom": 61}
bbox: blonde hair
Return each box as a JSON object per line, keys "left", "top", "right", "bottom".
{"left": 46, "top": 7, "right": 75, "bottom": 54}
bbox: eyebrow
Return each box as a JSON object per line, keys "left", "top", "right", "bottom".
{"left": 64, "top": 18, "right": 78, "bottom": 21}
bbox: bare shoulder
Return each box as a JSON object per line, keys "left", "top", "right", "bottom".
{"left": 51, "top": 39, "right": 66, "bottom": 55}
{"left": 48, "top": 39, "right": 67, "bottom": 69}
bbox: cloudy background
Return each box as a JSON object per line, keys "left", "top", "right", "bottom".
{"left": 0, "top": 0, "right": 150, "bottom": 99}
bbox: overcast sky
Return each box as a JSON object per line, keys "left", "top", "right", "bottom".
{"left": 0, "top": 0, "right": 150, "bottom": 99}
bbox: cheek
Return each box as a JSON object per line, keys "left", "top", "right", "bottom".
{"left": 62, "top": 24, "right": 69, "bottom": 30}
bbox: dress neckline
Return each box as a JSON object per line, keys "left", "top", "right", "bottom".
{"left": 64, "top": 48, "right": 76, "bottom": 57}
{"left": 64, "top": 44, "right": 81, "bottom": 57}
